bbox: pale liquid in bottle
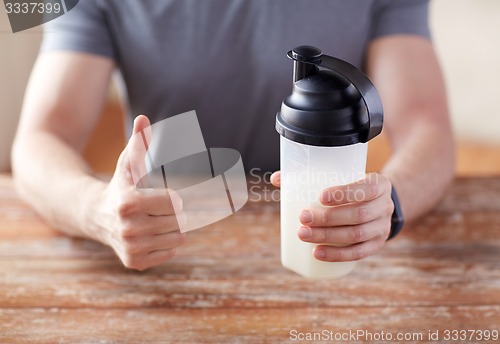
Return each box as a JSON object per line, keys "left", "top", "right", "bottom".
{"left": 280, "top": 136, "right": 368, "bottom": 279}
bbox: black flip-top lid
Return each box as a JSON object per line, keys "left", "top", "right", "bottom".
{"left": 276, "top": 46, "right": 383, "bottom": 146}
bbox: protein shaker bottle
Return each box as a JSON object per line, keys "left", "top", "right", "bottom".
{"left": 275, "top": 46, "right": 383, "bottom": 279}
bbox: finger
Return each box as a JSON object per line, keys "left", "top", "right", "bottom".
{"left": 140, "top": 249, "right": 178, "bottom": 270}
{"left": 313, "top": 235, "right": 386, "bottom": 262}
{"left": 300, "top": 194, "right": 393, "bottom": 227}
{"left": 138, "top": 115, "right": 152, "bottom": 148}
{"left": 147, "top": 211, "right": 187, "bottom": 233}
{"left": 320, "top": 173, "right": 391, "bottom": 206}
{"left": 120, "top": 212, "right": 186, "bottom": 237}
{"left": 149, "top": 232, "right": 186, "bottom": 252}
{"left": 124, "top": 249, "right": 178, "bottom": 271}
{"left": 126, "top": 232, "right": 186, "bottom": 255}
{"left": 270, "top": 171, "right": 281, "bottom": 188}
{"left": 136, "top": 188, "right": 183, "bottom": 215}
{"left": 298, "top": 217, "right": 391, "bottom": 245}
{"left": 127, "top": 115, "right": 152, "bottom": 186}
{"left": 133, "top": 114, "right": 150, "bottom": 134}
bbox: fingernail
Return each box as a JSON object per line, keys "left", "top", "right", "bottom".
{"left": 315, "top": 248, "right": 326, "bottom": 258}
{"left": 298, "top": 226, "right": 311, "bottom": 239}
{"left": 321, "top": 191, "right": 332, "bottom": 204}
{"left": 300, "top": 210, "right": 312, "bottom": 224}
{"left": 273, "top": 173, "right": 280, "bottom": 184}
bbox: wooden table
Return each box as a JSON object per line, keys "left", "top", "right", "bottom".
{"left": 1, "top": 174, "right": 500, "bottom": 343}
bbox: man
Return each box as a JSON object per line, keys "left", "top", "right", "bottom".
{"left": 12, "top": 0, "right": 454, "bottom": 270}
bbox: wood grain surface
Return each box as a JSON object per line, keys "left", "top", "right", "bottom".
{"left": 1, "top": 175, "right": 500, "bottom": 343}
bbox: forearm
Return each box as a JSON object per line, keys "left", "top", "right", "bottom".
{"left": 382, "top": 118, "right": 455, "bottom": 223}
{"left": 365, "top": 36, "right": 455, "bottom": 223}
{"left": 12, "top": 130, "right": 105, "bottom": 240}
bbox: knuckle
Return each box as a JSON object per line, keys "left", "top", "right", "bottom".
{"left": 321, "top": 209, "right": 332, "bottom": 224}
{"left": 324, "top": 247, "right": 341, "bottom": 262}
{"left": 386, "top": 198, "right": 395, "bottom": 216}
{"left": 158, "top": 250, "right": 177, "bottom": 265}
{"left": 118, "top": 219, "right": 136, "bottom": 238}
{"left": 334, "top": 249, "right": 346, "bottom": 262}
{"left": 350, "top": 225, "right": 366, "bottom": 243}
{"left": 356, "top": 204, "right": 371, "bottom": 223}
{"left": 167, "top": 249, "right": 178, "bottom": 259}
{"left": 312, "top": 228, "right": 327, "bottom": 243}
{"left": 351, "top": 248, "right": 365, "bottom": 261}
{"left": 177, "top": 233, "right": 187, "bottom": 245}
{"left": 168, "top": 233, "right": 185, "bottom": 248}
{"left": 117, "top": 194, "right": 139, "bottom": 218}
{"left": 323, "top": 229, "right": 336, "bottom": 243}
{"left": 121, "top": 237, "right": 140, "bottom": 256}
{"left": 122, "top": 255, "right": 142, "bottom": 270}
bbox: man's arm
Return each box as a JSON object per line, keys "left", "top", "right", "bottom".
{"left": 12, "top": 52, "right": 185, "bottom": 270}
{"left": 13, "top": 52, "right": 112, "bottom": 237}
{"left": 271, "top": 35, "right": 454, "bottom": 261}
{"left": 367, "top": 35, "right": 455, "bottom": 222}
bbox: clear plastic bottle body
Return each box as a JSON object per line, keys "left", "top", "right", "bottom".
{"left": 280, "top": 136, "right": 368, "bottom": 279}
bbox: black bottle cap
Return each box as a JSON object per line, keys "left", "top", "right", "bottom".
{"left": 276, "top": 46, "right": 383, "bottom": 147}
{"left": 289, "top": 45, "right": 322, "bottom": 63}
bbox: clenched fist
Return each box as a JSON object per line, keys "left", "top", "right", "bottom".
{"left": 88, "top": 115, "right": 186, "bottom": 270}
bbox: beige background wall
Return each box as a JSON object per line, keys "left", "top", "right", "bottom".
{"left": 0, "top": 0, "right": 499, "bottom": 172}
{"left": 431, "top": 0, "right": 500, "bottom": 144}
{"left": 0, "top": 10, "right": 42, "bottom": 171}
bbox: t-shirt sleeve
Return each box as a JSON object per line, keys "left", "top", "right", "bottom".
{"left": 370, "top": 0, "right": 431, "bottom": 41}
{"left": 40, "top": 0, "right": 116, "bottom": 59}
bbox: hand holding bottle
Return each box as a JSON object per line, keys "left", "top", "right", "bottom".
{"left": 272, "top": 171, "right": 393, "bottom": 262}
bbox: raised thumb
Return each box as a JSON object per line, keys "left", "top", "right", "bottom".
{"left": 126, "top": 114, "right": 152, "bottom": 185}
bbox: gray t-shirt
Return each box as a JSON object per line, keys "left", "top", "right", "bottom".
{"left": 41, "top": 0, "right": 430, "bottom": 172}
